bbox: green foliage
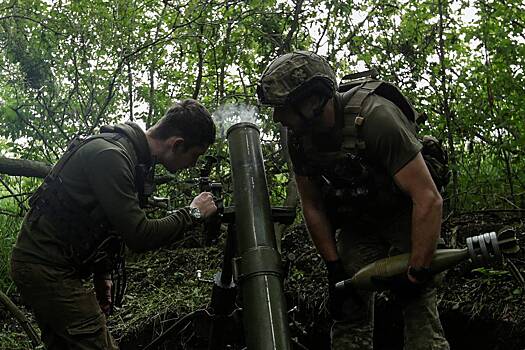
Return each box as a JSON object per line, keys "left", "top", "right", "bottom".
{"left": 0, "top": 0, "right": 523, "bottom": 303}
{"left": 0, "top": 199, "right": 23, "bottom": 294}
{"left": 472, "top": 267, "right": 510, "bottom": 279}
{"left": 0, "top": 1, "right": 523, "bottom": 347}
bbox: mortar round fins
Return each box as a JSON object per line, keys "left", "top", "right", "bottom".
{"left": 497, "top": 227, "right": 520, "bottom": 255}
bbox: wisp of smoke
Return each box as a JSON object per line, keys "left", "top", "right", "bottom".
{"left": 213, "top": 103, "right": 258, "bottom": 138}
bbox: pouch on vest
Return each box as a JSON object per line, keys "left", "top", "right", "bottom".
{"left": 338, "top": 69, "right": 450, "bottom": 193}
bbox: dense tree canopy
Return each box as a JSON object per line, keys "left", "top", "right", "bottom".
{"left": 0, "top": 0, "right": 523, "bottom": 214}
{"left": 1, "top": 2, "right": 524, "bottom": 348}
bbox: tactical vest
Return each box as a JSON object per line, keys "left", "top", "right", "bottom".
{"left": 27, "top": 123, "right": 155, "bottom": 276}
{"left": 338, "top": 74, "right": 450, "bottom": 192}
{"left": 291, "top": 78, "right": 449, "bottom": 226}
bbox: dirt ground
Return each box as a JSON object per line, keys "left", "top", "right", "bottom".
{"left": 1, "top": 212, "right": 524, "bottom": 349}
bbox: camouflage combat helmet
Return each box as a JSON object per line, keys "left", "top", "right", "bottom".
{"left": 257, "top": 50, "right": 337, "bottom": 107}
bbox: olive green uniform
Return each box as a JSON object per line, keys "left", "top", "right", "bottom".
{"left": 10, "top": 123, "right": 196, "bottom": 349}
{"left": 289, "top": 93, "right": 449, "bottom": 350}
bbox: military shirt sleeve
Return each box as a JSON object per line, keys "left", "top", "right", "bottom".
{"left": 85, "top": 146, "right": 195, "bottom": 252}
{"left": 361, "top": 96, "right": 422, "bottom": 176}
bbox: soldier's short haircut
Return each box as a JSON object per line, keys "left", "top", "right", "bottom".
{"left": 150, "top": 99, "right": 215, "bottom": 148}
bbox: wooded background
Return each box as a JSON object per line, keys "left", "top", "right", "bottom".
{"left": 0, "top": 0, "right": 524, "bottom": 292}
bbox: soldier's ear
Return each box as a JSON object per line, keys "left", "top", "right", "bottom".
{"left": 168, "top": 136, "right": 185, "bottom": 153}
{"left": 295, "top": 95, "right": 325, "bottom": 121}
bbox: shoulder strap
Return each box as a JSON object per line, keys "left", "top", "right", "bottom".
{"left": 341, "top": 79, "right": 383, "bottom": 153}
{"left": 87, "top": 133, "right": 151, "bottom": 206}
{"left": 42, "top": 133, "right": 137, "bottom": 187}
{"left": 98, "top": 127, "right": 154, "bottom": 207}
{"left": 28, "top": 132, "right": 131, "bottom": 213}
{"left": 340, "top": 78, "right": 420, "bottom": 153}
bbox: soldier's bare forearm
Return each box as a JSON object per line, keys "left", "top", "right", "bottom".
{"left": 297, "top": 175, "right": 339, "bottom": 261}
{"left": 409, "top": 195, "right": 442, "bottom": 268}
{"left": 303, "top": 207, "right": 338, "bottom": 261}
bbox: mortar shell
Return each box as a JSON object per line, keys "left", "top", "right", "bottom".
{"left": 349, "top": 249, "right": 470, "bottom": 291}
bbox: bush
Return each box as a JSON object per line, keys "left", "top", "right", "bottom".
{"left": 0, "top": 199, "right": 23, "bottom": 294}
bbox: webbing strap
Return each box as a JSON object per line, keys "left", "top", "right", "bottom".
{"left": 28, "top": 132, "right": 136, "bottom": 219}
{"left": 341, "top": 80, "right": 383, "bottom": 152}
{"left": 46, "top": 133, "right": 127, "bottom": 181}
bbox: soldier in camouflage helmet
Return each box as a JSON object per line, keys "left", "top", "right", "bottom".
{"left": 258, "top": 51, "right": 449, "bottom": 349}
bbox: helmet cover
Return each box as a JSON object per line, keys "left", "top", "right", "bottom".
{"left": 257, "top": 50, "right": 337, "bottom": 107}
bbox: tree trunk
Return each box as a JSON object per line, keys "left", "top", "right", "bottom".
{"left": 0, "top": 157, "right": 51, "bottom": 178}
{"left": 438, "top": 0, "right": 458, "bottom": 211}
{"left": 274, "top": 126, "right": 299, "bottom": 252}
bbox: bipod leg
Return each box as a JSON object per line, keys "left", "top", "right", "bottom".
{"left": 208, "top": 223, "right": 241, "bottom": 350}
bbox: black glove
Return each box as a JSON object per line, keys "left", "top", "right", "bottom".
{"left": 325, "top": 259, "right": 349, "bottom": 320}
{"left": 370, "top": 272, "right": 426, "bottom": 299}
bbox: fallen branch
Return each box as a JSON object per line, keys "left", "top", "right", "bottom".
{"left": 0, "top": 157, "right": 180, "bottom": 186}
{"left": 0, "top": 157, "right": 51, "bottom": 179}
{"left": 458, "top": 209, "right": 525, "bottom": 215}
{"left": 0, "top": 290, "right": 41, "bottom": 349}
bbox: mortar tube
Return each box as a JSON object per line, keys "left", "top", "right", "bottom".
{"left": 227, "top": 122, "right": 291, "bottom": 350}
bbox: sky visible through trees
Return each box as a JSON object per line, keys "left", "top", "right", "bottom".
{"left": 0, "top": 0, "right": 523, "bottom": 213}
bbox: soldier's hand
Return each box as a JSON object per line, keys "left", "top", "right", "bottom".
{"left": 94, "top": 276, "right": 113, "bottom": 316}
{"left": 326, "top": 259, "right": 349, "bottom": 321}
{"left": 190, "top": 192, "right": 217, "bottom": 219}
{"left": 370, "top": 272, "right": 426, "bottom": 299}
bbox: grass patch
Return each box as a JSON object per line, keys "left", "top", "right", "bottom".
{"left": 109, "top": 243, "right": 223, "bottom": 344}
{"left": 0, "top": 199, "right": 23, "bottom": 295}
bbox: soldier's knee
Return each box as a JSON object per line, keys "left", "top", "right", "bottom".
{"left": 331, "top": 321, "right": 374, "bottom": 350}
{"left": 64, "top": 313, "right": 117, "bottom": 349}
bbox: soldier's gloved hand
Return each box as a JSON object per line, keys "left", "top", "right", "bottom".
{"left": 325, "top": 259, "right": 349, "bottom": 320}
{"left": 370, "top": 270, "right": 428, "bottom": 299}
{"left": 94, "top": 274, "right": 113, "bottom": 316}
{"left": 190, "top": 192, "right": 217, "bottom": 219}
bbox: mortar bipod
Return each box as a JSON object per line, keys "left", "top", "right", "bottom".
{"left": 206, "top": 205, "right": 296, "bottom": 350}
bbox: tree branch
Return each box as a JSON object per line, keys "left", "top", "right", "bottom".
{"left": 278, "top": 0, "right": 303, "bottom": 55}
{"left": 0, "top": 14, "right": 63, "bottom": 35}
{"left": 88, "top": 1, "right": 210, "bottom": 134}
{"left": 0, "top": 157, "right": 51, "bottom": 178}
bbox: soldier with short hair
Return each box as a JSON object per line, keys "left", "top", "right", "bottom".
{"left": 10, "top": 99, "right": 217, "bottom": 349}
{"left": 257, "top": 51, "right": 450, "bottom": 349}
